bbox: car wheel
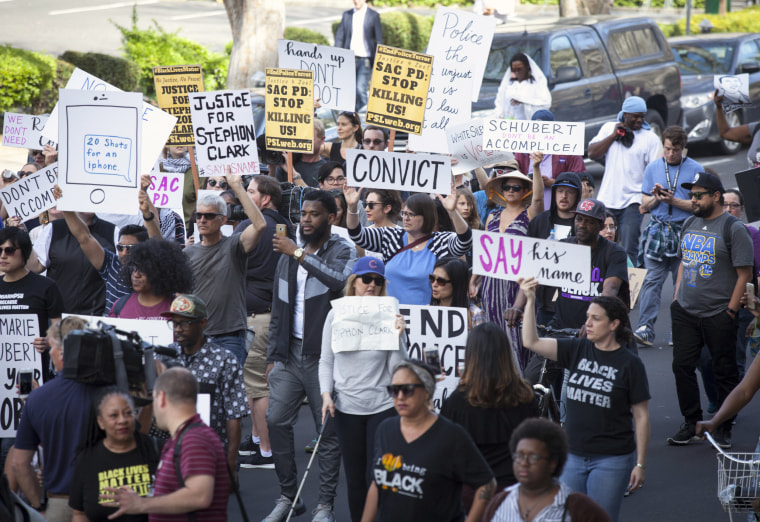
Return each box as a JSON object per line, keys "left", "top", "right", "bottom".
{"left": 646, "top": 111, "right": 665, "bottom": 141}
{"left": 717, "top": 111, "right": 742, "bottom": 155}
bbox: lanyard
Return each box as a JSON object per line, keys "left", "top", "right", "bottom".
{"left": 663, "top": 157, "right": 683, "bottom": 215}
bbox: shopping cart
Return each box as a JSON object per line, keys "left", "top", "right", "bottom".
{"left": 706, "top": 431, "right": 760, "bottom": 521}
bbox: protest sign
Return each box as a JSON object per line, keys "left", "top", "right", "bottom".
{"left": 330, "top": 296, "right": 399, "bottom": 353}
{"left": 366, "top": 45, "right": 433, "bottom": 135}
{"left": 2, "top": 113, "right": 55, "bottom": 149}
{"left": 407, "top": 8, "right": 495, "bottom": 153}
{"left": 278, "top": 40, "right": 355, "bottom": 112}
{"left": 147, "top": 171, "right": 184, "bottom": 209}
{"left": 67, "top": 315, "right": 173, "bottom": 347}
{"left": 445, "top": 119, "right": 514, "bottom": 174}
{"left": 42, "top": 68, "right": 176, "bottom": 175}
{"left": 0, "top": 314, "right": 42, "bottom": 437}
{"left": 715, "top": 73, "right": 751, "bottom": 113}
{"left": 628, "top": 267, "right": 647, "bottom": 309}
{"left": 399, "top": 305, "right": 467, "bottom": 411}
{"left": 153, "top": 65, "right": 204, "bottom": 146}
{"left": 0, "top": 163, "right": 58, "bottom": 222}
{"left": 472, "top": 230, "right": 591, "bottom": 293}
{"left": 346, "top": 148, "right": 451, "bottom": 195}
{"left": 189, "top": 90, "right": 260, "bottom": 176}
{"left": 265, "top": 68, "right": 315, "bottom": 153}
{"left": 483, "top": 119, "right": 585, "bottom": 155}
{"left": 56, "top": 90, "right": 141, "bottom": 215}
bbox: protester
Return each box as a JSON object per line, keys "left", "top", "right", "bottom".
{"left": 160, "top": 145, "right": 195, "bottom": 230}
{"left": 319, "top": 257, "right": 407, "bottom": 522}
{"left": 581, "top": 174, "right": 596, "bottom": 200}
{"left": 275, "top": 119, "right": 327, "bottom": 187}
{"left": 365, "top": 189, "right": 401, "bottom": 228}
{"left": 456, "top": 187, "right": 481, "bottom": 231}
{"left": 494, "top": 53, "right": 551, "bottom": 121}
{"left": 362, "top": 126, "right": 389, "bottom": 152}
{"left": 714, "top": 90, "right": 760, "bottom": 168}
{"left": 333, "top": 191, "right": 348, "bottom": 228}
{"left": 520, "top": 278, "right": 650, "bottom": 522}
{"left": 319, "top": 112, "right": 363, "bottom": 163}
{"left": 360, "top": 360, "right": 496, "bottom": 522}
{"left": 317, "top": 161, "right": 347, "bottom": 192}
{"left": 430, "top": 257, "right": 485, "bottom": 329}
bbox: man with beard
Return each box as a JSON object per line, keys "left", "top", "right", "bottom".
{"left": 667, "top": 172, "right": 754, "bottom": 449}
{"left": 263, "top": 190, "right": 356, "bottom": 522}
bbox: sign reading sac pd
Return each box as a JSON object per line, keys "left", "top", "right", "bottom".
{"left": 153, "top": 65, "right": 204, "bottom": 146}
{"left": 265, "top": 68, "right": 314, "bottom": 153}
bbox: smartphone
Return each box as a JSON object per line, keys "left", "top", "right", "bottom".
{"left": 276, "top": 224, "right": 287, "bottom": 237}
{"left": 423, "top": 346, "right": 442, "bottom": 375}
{"left": 18, "top": 369, "right": 33, "bottom": 398}
{"left": 748, "top": 282, "right": 756, "bottom": 310}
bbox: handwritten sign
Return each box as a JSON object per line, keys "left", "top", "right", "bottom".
{"left": 366, "top": 45, "right": 433, "bottom": 135}
{"left": 189, "top": 90, "right": 260, "bottom": 176}
{"left": 483, "top": 119, "right": 585, "bottom": 155}
{"left": 2, "top": 113, "right": 55, "bottom": 149}
{"left": 472, "top": 230, "right": 591, "bottom": 293}
{"left": 265, "top": 68, "right": 315, "bottom": 153}
{"left": 278, "top": 40, "right": 355, "bottom": 112}
{"left": 42, "top": 68, "right": 176, "bottom": 175}
{"left": 65, "top": 314, "right": 173, "bottom": 347}
{"left": 445, "top": 119, "right": 514, "bottom": 174}
{"left": 0, "top": 163, "right": 58, "bottom": 222}
{"left": 153, "top": 65, "right": 204, "bottom": 146}
{"left": 0, "top": 314, "right": 42, "bottom": 437}
{"left": 56, "top": 90, "right": 141, "bottom": 214}
{"left": 399, "top": 305, "right": 467, "bottom": 411}
{"left": 147, "top": 171, "right": 184, "bottom": 209}
{"left": 715, "top": 73, "right": 751, "bottom": 114}
{"left": 346, "top": 148, "right": 450, "bottom": 195}
{"left": 627, "top": 267, "right": 647, "bottom": 309}
{"left": 330, "top": 296, "right": 399, "bottom": 352}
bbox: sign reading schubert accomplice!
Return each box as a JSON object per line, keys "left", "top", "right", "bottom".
{"left": 483, "top": 119, "right": 585, "bottom": 156}
{"left": 345, "top": 148, "right": 451, "bottom": 195}
{"left": 265, "top": 68, "right": 314, "bottom": 153}
{"left": 153, "top": 65, "right": 204, "bottom": 146}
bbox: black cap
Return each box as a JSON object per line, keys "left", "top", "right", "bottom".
{"left": 572, "top": 199, "right": 606, "bottom": 222}
{"left": 681, "top": 172, "right": 725, "bottom": 193}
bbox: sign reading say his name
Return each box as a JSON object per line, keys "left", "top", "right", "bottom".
{"left": 330, "top": 296, "right": 399, "bottom": 353}
{"left": 0, "top": 163, "right": 58, "bottom": 222}
{"left": 445, "top": 119, "right": 514, "bottom": 174}
{"left": 399, "top": 305, "right": 467, "bottom": 412}
{"left": 366, "top": 45, "right": 433, "bottom": 135}
{"left": 278, "top": 40, "right": 355, "bottom": 112}
{"left": 472, "top": 230, "right": 591, "bottom": 293}
{"left": 147, "top": 171, "right": 184, "bottom": 209}
{"left": 0, "top": 314, "right": 42, "bottom": 437}
{"left": 483, "top": 119, "right": 585, "bottom": 155}
{"left": 189, "top": 90, "right": 260, "bottom": 176}
{"left": 153, "top": 65, "right": 204, "bottom": 146}
{"left": 265, "top": 68, "right": 315, "bottom": 153}
{"left": 346, "top": 148, "right": 450, "bottom": 195}
{"left": 2, "top": 113, "right": 55, "bottom": 149}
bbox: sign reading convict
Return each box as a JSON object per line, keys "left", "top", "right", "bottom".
{"left": 265, "top": 68, "right": 314, "bottom": 153}
{"left": 346, "top": 148, "right": 451, "bottom": 195}
{"left": 153, "top": 65, "right": 204, "bottom": 146}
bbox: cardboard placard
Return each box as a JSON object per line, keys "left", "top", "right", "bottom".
{"left": 189, "top": 90, "right": 260, "bottom": 176}
{"left": 153, "top": 65, "right": 204, "bottom": 146}
{"left": 483, "top": 119, "right": 585, "bottom": 155}
{"left": 366, "top": 45, "right": 433, "bottom": 135}
{"left": 627, "top": 267, "right": 647, "bottom": 309}
{"left": 472, "top": 230, "right": 591, "bottom": 293}
{"left": 2, "top": 113, "right": 56, "bottom": 149}
{"left": 735, "top": 167, "right": 760, "bottom": 223}
{"left": 56, "top": 90, "right": 141, "bottom": 215}
{"left": 445, "top": 119, "right": 514, "bottom": 174}
{"left": 0, "top": 314, "right": 43, "bottom": 437}
{"left": 147, "top": 171, "right": 184, "bottom": 209}
{"left": 715, "top": 73, "right": 752, "bottom": 114}
{"left": 330, "top": 296, "right": 400, "bottom": 353}
{"left": 265, "top": 68, "right": 315, "bottom": 153}
{"left": 346, "top": 148, "right": 451, "bottom": 195}
{"left": 0, "top": 163, "right": 58, "bottom": 222}
{"left": 65, "top": 314, "right": 174, "bottom": 347}
{"left": 277, "top": 40, "right": 355, "bottom": 112}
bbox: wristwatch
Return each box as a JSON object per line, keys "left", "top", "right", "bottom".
{"left": 143, "top": 210, "right": 155, "bottom": 222}
{"left": 293, "top": 248, "right": 305, "bottom": 262}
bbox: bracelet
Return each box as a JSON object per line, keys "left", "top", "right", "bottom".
{"left": 143, "top": 210, "right": 155, "bottom": 222}
{"left": 636, "top": 463, "right": 646, "bottom": 470}
{"left": 347, "top": 209, "right": 360, "bottom": 215}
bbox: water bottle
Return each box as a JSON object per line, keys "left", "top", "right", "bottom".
{"left": 548, "top": 228, "right": 556, "bottom": 241}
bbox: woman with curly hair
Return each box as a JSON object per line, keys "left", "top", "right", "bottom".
{"left": 109, "top": 238, "right": 194, "bottom": 319}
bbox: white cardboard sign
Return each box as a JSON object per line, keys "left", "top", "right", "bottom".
{"left": 330, "top": 296, "right": 400, "bottom": 353}
{"left": 346, "top": 148, "right": 451, "bottom": 195}
{"left": 2, "top": 113, "right": 56, "bottom": 149}
{"left": 65, "top": 314, "right": 173, "bottom": 347}
{"left": 483, "top": 119, "right": 585, "bottom": 155}
{"left": 147, "top": 171, "right": 184, "bottom": 209}
{"left": 0, "top": 314, "right": 43, "bottom": 437}
{"left": 445, "top": 119, "right": 514, "bottom": 174}
{"left": 0, "top": 163, "right": 58, "bottom": 222}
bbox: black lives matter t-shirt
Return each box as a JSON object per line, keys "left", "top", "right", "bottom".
{"left": 557, "top": 338, "right": 650, "bottom": 456}
{"left": 372, "top": 415, "right": 494, "bottom": 522}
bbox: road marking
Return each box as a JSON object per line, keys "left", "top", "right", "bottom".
{"left": 49, "top": 0, "right": 159, "bottom": 16}
{"left": 170, "top": 10, "right": 227, "bottom": 21}
{"left": 700, "top": 158, "right": 735, "bottom": 167}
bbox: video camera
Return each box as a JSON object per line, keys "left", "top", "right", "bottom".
{"left": 615, "top": 126, "right": 634, "bottom": 148}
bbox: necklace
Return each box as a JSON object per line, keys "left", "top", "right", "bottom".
{"left": 518, "top": 484, "right": 554, "bottom": 520}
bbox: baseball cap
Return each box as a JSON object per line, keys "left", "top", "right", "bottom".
{"left": 552, "top": 172, "right": 582, "bottom": 191}
{"left": 681, "top": 172, "right": 725, "bottom": 193}
{"left": 572, "top": 199, "right": 606, "bottom": 222}
{"left": 532, "top": 110, "right": 555, "bottom": 121}
{"left": 352, "top": 256, "right": 385, "bottom": 277}
{"left": 161, "top": 294, "right": 208, "bottom": 319}
{"left": 580, "top": 174, "right": 596, "bottom": 188}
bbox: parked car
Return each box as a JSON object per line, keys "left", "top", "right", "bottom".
{"left": 669, "top": 33, "right": 760, "bottom": 154}
{"left": 474, "top": 16, "right": 682, "bottom": 151}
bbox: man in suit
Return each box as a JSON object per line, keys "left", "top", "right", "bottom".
{"left": 334, "top": 0, "right": 383, "bottom": 112}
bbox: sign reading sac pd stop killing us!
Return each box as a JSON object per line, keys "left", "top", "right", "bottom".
{"left": 265, "top": 68, "right": 314, "bottom": 154}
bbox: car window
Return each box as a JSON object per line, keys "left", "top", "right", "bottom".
{"left": 549, "top": 36, "right": 581, "bottom": 77}
{"left": 610, "top": 28, "right": 662, "bottom": 61}
{"left": 737, "top": 40, "right": 760, "bottom": 67}
{"left": 672, "top": 42, "right": 734, "bottom": 75}
{"left": 482, "top": 39, "right": 543, "bottom": 83}
{"left": 574, "top": 31, "right": 611, "bottom": 77}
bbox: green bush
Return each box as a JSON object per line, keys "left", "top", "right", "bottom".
{"left": 372, "top": 0, "right": 469, "bottom": 6}
{"left": 660, "top": 5, "right": 760, "bottom": 37}
{"left": 332, "top": 12, "right": 434, "bottom": 53}
{"left": 0, "top": 46, "right": 56, "bottom": 113}
{"left": 284, "top": 27, "right": 330, "bottom": 46}
{"left": 59, "top": 51, "right": 141, "bottom": 92}
{"left": 31, "top": 58, "right": 76, "bottom": 114}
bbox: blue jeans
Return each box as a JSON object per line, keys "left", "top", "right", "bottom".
{"left": 561, "top": 451, "right": 634, "bottom": 522}
{"left": 608, "top": 204, "right": 642, "bottom": 265}
{"left": 208, "top": 331, "right": 247, "bottom": 366}
{"left": 635, "top": 254, "right": 680, "bottom": 335}
{"left": 355, "top": 57, "right": 372, "bottom": 112}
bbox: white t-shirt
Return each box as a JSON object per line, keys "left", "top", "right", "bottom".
{"left": 350, "top": 7, "right": 369, "bottom": 58}
{"left": 292, "top": 264, "right": 308, "bottom": 339}
{"left": 591, "top": 122, "right": 662, "bottom": 209}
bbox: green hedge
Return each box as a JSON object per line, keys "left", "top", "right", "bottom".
{"left": 31, "top": 59, "right": 76, "bottom": 114}
{"left": 59, "top": 51, "right": 141, "bottom": 92}
{"left": 284, "top": 27, "right": 330, "bottom": 46}
{"left": 0, "top": 46, "right": 57, "bottom": 113}
{"left": 660, "top": 5, "right": 760, "bottom": 36}
{"left": 332, "top": 11, "right": 434, "bottom": 53}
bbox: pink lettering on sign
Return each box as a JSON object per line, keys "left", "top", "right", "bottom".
{"left": 477, "top": 234, "right": 522, "bottom": 275}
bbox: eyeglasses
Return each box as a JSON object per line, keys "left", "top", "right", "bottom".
{"left": 116, "top": 243, "right": 134, "bottom": 252}
{"left": 207, "top": 179, "right": 228, "bottom": 189}
{"left": 501, "top": 182, "right": 524, "bottom": 193}
{"left": 0, "top": 246, "right": 18, "bottom": 256}
{"left": 429, "top": 274, "right": 451, "bottom": 286}
{"left": 360, "top": 273, "right": 385, "bottom": 285}
{"left": 400, "top": 210, "right": 418, "bottom": 219}
{"left": 362, "top": 138, "right": 385, "bottom": 146}
{"left": 386, "top": 384, "right": 425, "bottom": 398}
{"left": 724, "top": 203, "right": 742, "bottom": 209}
{"left": 166, "top": 318, "right": 200, "bottom": 330}
{"left": 322, "top": 176, "right": 345, "bottom": 185}
{"left": 512, "top": 453, "right": 549, "bottom": 464}
{"left": 688, "top": 191, "right": 713, "bottom": 200}
{"left": 196, "top": 212, "right": 223, "bottom": 221}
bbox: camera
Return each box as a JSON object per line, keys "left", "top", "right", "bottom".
{"left": 227, "top": 202, "right": 248, "bottom": 222}
{"left": 615, "top": 126, "right": 634, "bottom": 148}
{"left": 257, "top": 135, "right": 286, "bottom": 166}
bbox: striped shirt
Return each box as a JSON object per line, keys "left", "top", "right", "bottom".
{"left": 348, "top": 224, "right": 472, "bottom": 262}
{"left": 490, "top": 482, "right": 572, "bottom": 522}
{"left": 98, "top": 249, "right": 131, "bottom": 315}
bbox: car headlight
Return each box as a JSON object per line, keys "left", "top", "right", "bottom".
{"left": 680, "top": 92, "right": 714, "bottom": 109}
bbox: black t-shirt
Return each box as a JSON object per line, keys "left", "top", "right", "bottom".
{"left": 372, "top": 415, "right": 494, "bottom": 522}
{"left": 557, "top": 337, "right": 650, "bottom": 456}
{"left": 275, "top": 158, "right": 325, "bottom": 187}
{"left": 528, "top": 211, "right": 575, "bottom": 314}
{"left": 69, "top": 435, "right": 159, "bottom": 522}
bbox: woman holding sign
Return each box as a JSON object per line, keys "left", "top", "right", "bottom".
{"left": 319, "top": 257, "right": 407, "bottom": 522}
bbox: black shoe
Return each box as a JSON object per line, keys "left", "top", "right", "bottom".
{"left": 667, "top": 423, "right": 699, "bottom": 445}
{"left": 712, "top": 426, "right": 732, "bottom": 450}
{"left": 240, "top": 452, "right": 275, "bottom": 469}
{"left": 239, "top": 438, "right": 259, "bottom": 456}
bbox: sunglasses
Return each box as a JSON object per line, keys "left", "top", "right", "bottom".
{"left": 362, "top": 138, "right": 385, "bottom": 146}
{"left": 116, "top": 243, "right": 134, "bottom": 252}
{"left": 501, "top": 182, "right": 524, "bottom": 193}
{"left": 207, "top": 179, "right": 228, "bottom": 189}
{"left": 429, "top": 274, "right": 451, "bottom": 286}
{"left": 365, "top": 202, "right": 384, "bottom": 210}
{"left": 359, "top": 273, "right": 385, "bottom": 285}
{"left": 386, "top": 384, "right": 425, "bottom": 398}
{"left": 196, "top": 212, "right": 223, "bottom": 221}
{"left": 0, "top": 246, "right": 18, "bottom": 256}
{"left": 688, "top": 191, "right": 713, "bottom": 200}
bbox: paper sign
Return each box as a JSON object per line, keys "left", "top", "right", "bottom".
{"left": 483, "top": 119, "right": 585, "bottom": 155}
{"left": 265, "top": 68, "right": 315, "bottom": 153}
{"left": 399, "top": 305, "right": 467, "bottom": 411}
{"left": 627, "top": 267, "right": 647, "bottom": 309}
{"left": 153, "top": 65, "right": 204, "bottom": 146}
{"left": 2, "top": 113, "right": 55, "bottom": 149}
{"left": 65, "top": 314, "right": 173, "bottom": 347}
{"left": 189, "top": 90, "right": 260, "bottom": 176}
{"left": 147, "top": 171, "right": 184, "bottom": 209}
{"left": 715, "top": 73, "right": 752, "bottom": 114}
{"left": 42, "top": 68, "right": 176, "bottom": 175}
{"left": 0, "top": 163, "right": 58, "bottom": 222}
{"left": 346, "top": 148, "right": 451, "bottom": 195}
{"left": 445, "top": 119, "right": 514, "bottom": 174}
{"left": 56, "top": 90, "right": 141, "bottom": 214}
{"left": 0, "top": 314, "right": 43, "bottom": 437}
{"left": 330, "top": 296, "right": 400, "bottom": 352}
{"left": 366, "top": 45, "right": 433, "bottom": 135}
{"left": 277, "top": 40, "right": 355, "bottom": 112}
{"left": 197, "top": 393, "right": 211, "bottom": 426}
{"left": 472, "top": 230, "right": 591, "bottom": 293}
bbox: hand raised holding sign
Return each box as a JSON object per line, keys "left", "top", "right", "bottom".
{"left": 517, "top": 277, "right": 539, "bottom": 300}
